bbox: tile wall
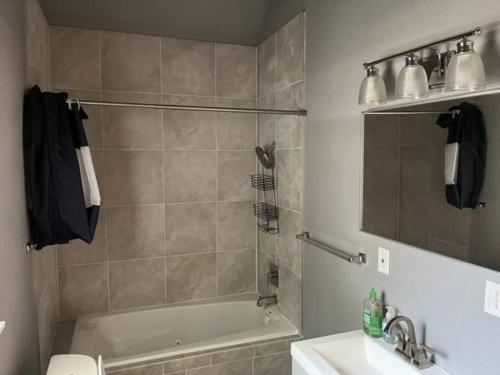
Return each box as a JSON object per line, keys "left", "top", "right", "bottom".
{"left": 50, "top": 26, "right": 259, "bottom": 319}
{"left": 105, "top": 336, "right": 297, "bottom": 375}
{"left": 256, "top": 13, "right": 305, "bottom": 329}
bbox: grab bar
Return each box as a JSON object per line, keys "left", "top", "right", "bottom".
{"left": 296, "top": 232, "right": 367, "bottom": 264}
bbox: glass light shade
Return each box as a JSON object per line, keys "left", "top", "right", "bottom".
{"left": 358, "top": 66, "right": 387, "bottom": 105}
{"left": 395, "top": 55, "right": 429, "bottom": 99}
{"left": 444, "top": 39, "right": 486, "bottom": 91}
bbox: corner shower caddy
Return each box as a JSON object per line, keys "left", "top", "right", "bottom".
{"left": 252, "top": 143, "right": 279, "bottom": 234}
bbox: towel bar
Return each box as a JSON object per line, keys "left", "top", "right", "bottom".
{"left": 296, "top": 232, "right": 366, "bottom": 264}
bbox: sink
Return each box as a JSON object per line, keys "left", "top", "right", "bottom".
{"left": 291, "top": 330, "right": 450, "bottom": 375}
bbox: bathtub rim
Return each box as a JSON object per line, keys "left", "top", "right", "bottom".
{"left": 71, "top": 294, "right": 299, "bottom": 369}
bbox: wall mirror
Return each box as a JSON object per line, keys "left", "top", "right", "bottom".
{"left": 362, "top": 93, "right": 500, "bottom": 272}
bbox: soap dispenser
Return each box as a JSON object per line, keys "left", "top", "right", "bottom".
{"left": 363, "top": 288, "right": 383, "bottom": 338}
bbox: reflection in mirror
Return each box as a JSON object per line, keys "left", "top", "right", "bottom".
{"left": 362, "top": 95, "right": 500, "bottom": 272}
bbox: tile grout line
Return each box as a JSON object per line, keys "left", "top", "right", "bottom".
{"left": 160, "top": 35, "right": 168, "bottom": 305}
{"left": 214, "top": 41, "right": 219, "bottom": 298}
{"left": 96, "top": 29, "right": 112, "bottom": 314}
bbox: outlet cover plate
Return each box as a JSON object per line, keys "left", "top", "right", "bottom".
{"left": 484, "top": 281, "right": 500, "bottom": 318}
{"left": 378, "top": 247, "right": 390, "bottom": 275}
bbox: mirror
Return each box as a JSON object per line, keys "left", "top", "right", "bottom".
{"left": 362, "top": 94, "right": 500, "bottom": 272}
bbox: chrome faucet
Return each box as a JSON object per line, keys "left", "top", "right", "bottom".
{"left": 384, "top": 316, "right": 434, "bottom": 370}
{"left": 257, "top": 294, "right": 277, "bottom": 307}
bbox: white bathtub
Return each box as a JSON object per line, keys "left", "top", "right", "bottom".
{"left": 71, "top": 295, "right": 297, "bottom": 368}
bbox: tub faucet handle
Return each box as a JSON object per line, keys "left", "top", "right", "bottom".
{"left": 257, "top": 294, "right": 278, "bottom": 307}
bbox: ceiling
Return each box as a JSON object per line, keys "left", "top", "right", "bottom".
{"left": 39, "top": 0, "right": 271, "bottom": 46}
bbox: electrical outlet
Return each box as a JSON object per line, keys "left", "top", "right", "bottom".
{"left": 484, "top": 281, "right": 500, "bottom": 318}
{"left": 378, "top": 247, "right": 390, "bottom": 275}
{"left": 0, "top": 321, "right": 5, "bottom": 336}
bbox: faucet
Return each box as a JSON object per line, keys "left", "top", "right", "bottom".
{"left": 257, "top": 294, "right": 277, "bottom": 307}
{"left": 384, "top": 315, "right": 434, "bottom": 370}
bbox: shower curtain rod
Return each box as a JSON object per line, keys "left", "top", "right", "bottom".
{"left": 363, "top": 110, "right": 460, "bottom": 115}
{"left": 66, "top": 98, "right": 308, "bottom": 116}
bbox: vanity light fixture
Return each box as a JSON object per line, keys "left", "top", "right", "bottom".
{"left": 359, "top": 27, "right": 483, "bottom": 105}
{"left": 358, "top": 65, "right": 387, "bottom": 105}
{"left": 444, "top": 37, "right": 486, "bottom": 91}
{"left": 395, "top": 53, "right": 429, "bottom": 99}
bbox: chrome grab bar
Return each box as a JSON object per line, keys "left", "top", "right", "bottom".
{"left": 296, "top": 232, "right": 366, "bottom": 264}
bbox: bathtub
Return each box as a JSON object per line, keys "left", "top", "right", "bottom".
{"left": 71, "top": 295, "right": 297, "bottom": 369}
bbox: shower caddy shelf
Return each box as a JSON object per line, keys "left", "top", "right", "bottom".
{"left": 251, "top": 143, "right": 279, "bottom": 234}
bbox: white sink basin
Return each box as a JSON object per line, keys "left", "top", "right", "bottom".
{"left": 291, "top": 330, "right": 450, "bottom": 375}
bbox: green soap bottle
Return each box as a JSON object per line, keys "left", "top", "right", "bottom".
{"left": 362, "top": 288, "right": 383, "bottom": 338}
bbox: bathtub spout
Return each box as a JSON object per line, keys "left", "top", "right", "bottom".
{"left": 257, "top": 294, "right": 278, "bottom": 307}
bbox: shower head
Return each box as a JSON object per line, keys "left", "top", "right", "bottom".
{"left": 255, "top": 142, "right": 275, "bottom": 169}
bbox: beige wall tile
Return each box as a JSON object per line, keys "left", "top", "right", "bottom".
{"left": 257, "top": 95, "right": 275, "bottom": 149}
{"left": 258, "top": 230, "right": 277, "bottom": 259}
{"left": 427, "top": 192, "right": 472, "bottom": 247}
{"left": 105, "top": 150, "right": 163, "bottom": 205}
{"left": 400, "top": 145, "right": 444, "bottom": 192}
{"left": 216, "top": 98, "right": 256, "bottom": 150}
{"left": 107, "top": 205, "right": 165, "bottom": 261}
{"left": 216, "top": 44, "right": 256, "bottom": 99}
{"left": 428, "top": 238, "right": 469, "bottom": 261}
{"left": 211, "top": 346, "right": 254, "bottom": 364}
{"left": 217, "top": 151, "right": 255, "bottom": 201}
{"left": 162, "top": 38, "right": 215, "bottom": 96}
{"left": 57, "top": 209, "right": 107, "bottom": 265}
{"left": 400, "top": 113, "right": 446, "bottom": 145}
{"left": 163, "top": 354, "right": 210, "bottom": 373}
{"left": 165, "top": 203, "right": 215, "bottom": 254}
{"left": 217, "top": 249, "right": 256, "bottom": 296}
{"left": 164, "top": 151, "right": 216, "bottom": 203}
{"left": 277, "top": 209, "right": 302, "bottom": 276}
{"left": 258, "top": 34, "right": 276, "bottom": 98}
{"left": 102, "top": 92, "right": 162, "bottom": 149}
{"left": 364, "top": 114, "right": 399, "bottom": 147}
{"left": 109, "top": 258, "right": 166, "bottom": 310}
{"left": 50, "top": 26, "right": 100, "bottom": 90}
{"left": 274, "top": 83, "right": 303, "bottom": 148}
{"left": 109, "top": 364, "right": 163, "bottom": 375}
{"left": 253, "top": 339, "right": 291, "bottom": 356}
{"left": 276, "top": 14, "right": 304, "bottom": 89}
{"left": 254, "top": 352, "right": 292, "bottom": 375}
{"left": 278, "top": 267, "right": 301, "bottom": 329}
{"left": 166, "top": 254, "right": 216, "bottom": 303}
{"left": 363, "top": 146, "right": 398, "bottom": 192}
{"left": 101, "top": 31, "right": 161, "bottom": 92}
{"left": 400, "top": 191, "right": 428, "bottom": 237}
{"left": 217, "top": 201, "right": 256, "bottom": 250}
{"left": 257, "top": 249, "right": 277, "bottom": 296}
{"left": 186, "top": 358, "right": 252, "bottom": 375}
{"left": 276, "top": 149, "right": 303, "bottom": 211}
{"left": 58, "top": 264, "right": 108, "bottom": 320}
{"left": 163, "top": 96, "right": 216, "bottom": 150}
{"left": 371, "top": 191, "right": 398, "bottom": 240}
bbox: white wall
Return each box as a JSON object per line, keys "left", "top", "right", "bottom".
{"left": 0, "top": 1, "right": 41, "bottom": 374}
{"left": 261, "top": 1, "right": 500, "bottom": 374}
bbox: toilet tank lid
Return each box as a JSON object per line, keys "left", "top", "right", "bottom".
{"left": 47, "top": 354, "right": 98, "bottom": 375}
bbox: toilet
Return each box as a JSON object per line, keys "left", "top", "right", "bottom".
{"left": 46, "top": 354, "right": 103, "bottom": 375}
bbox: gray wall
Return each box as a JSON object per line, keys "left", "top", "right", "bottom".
{"left": 261, "top": 1, "right": 500, "bottom": 374}
{"left": 24, "top": 0, "right": 59, "bottom": 371}
{"left": 0, "top": 1, "right": 41, "bottom": 374}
